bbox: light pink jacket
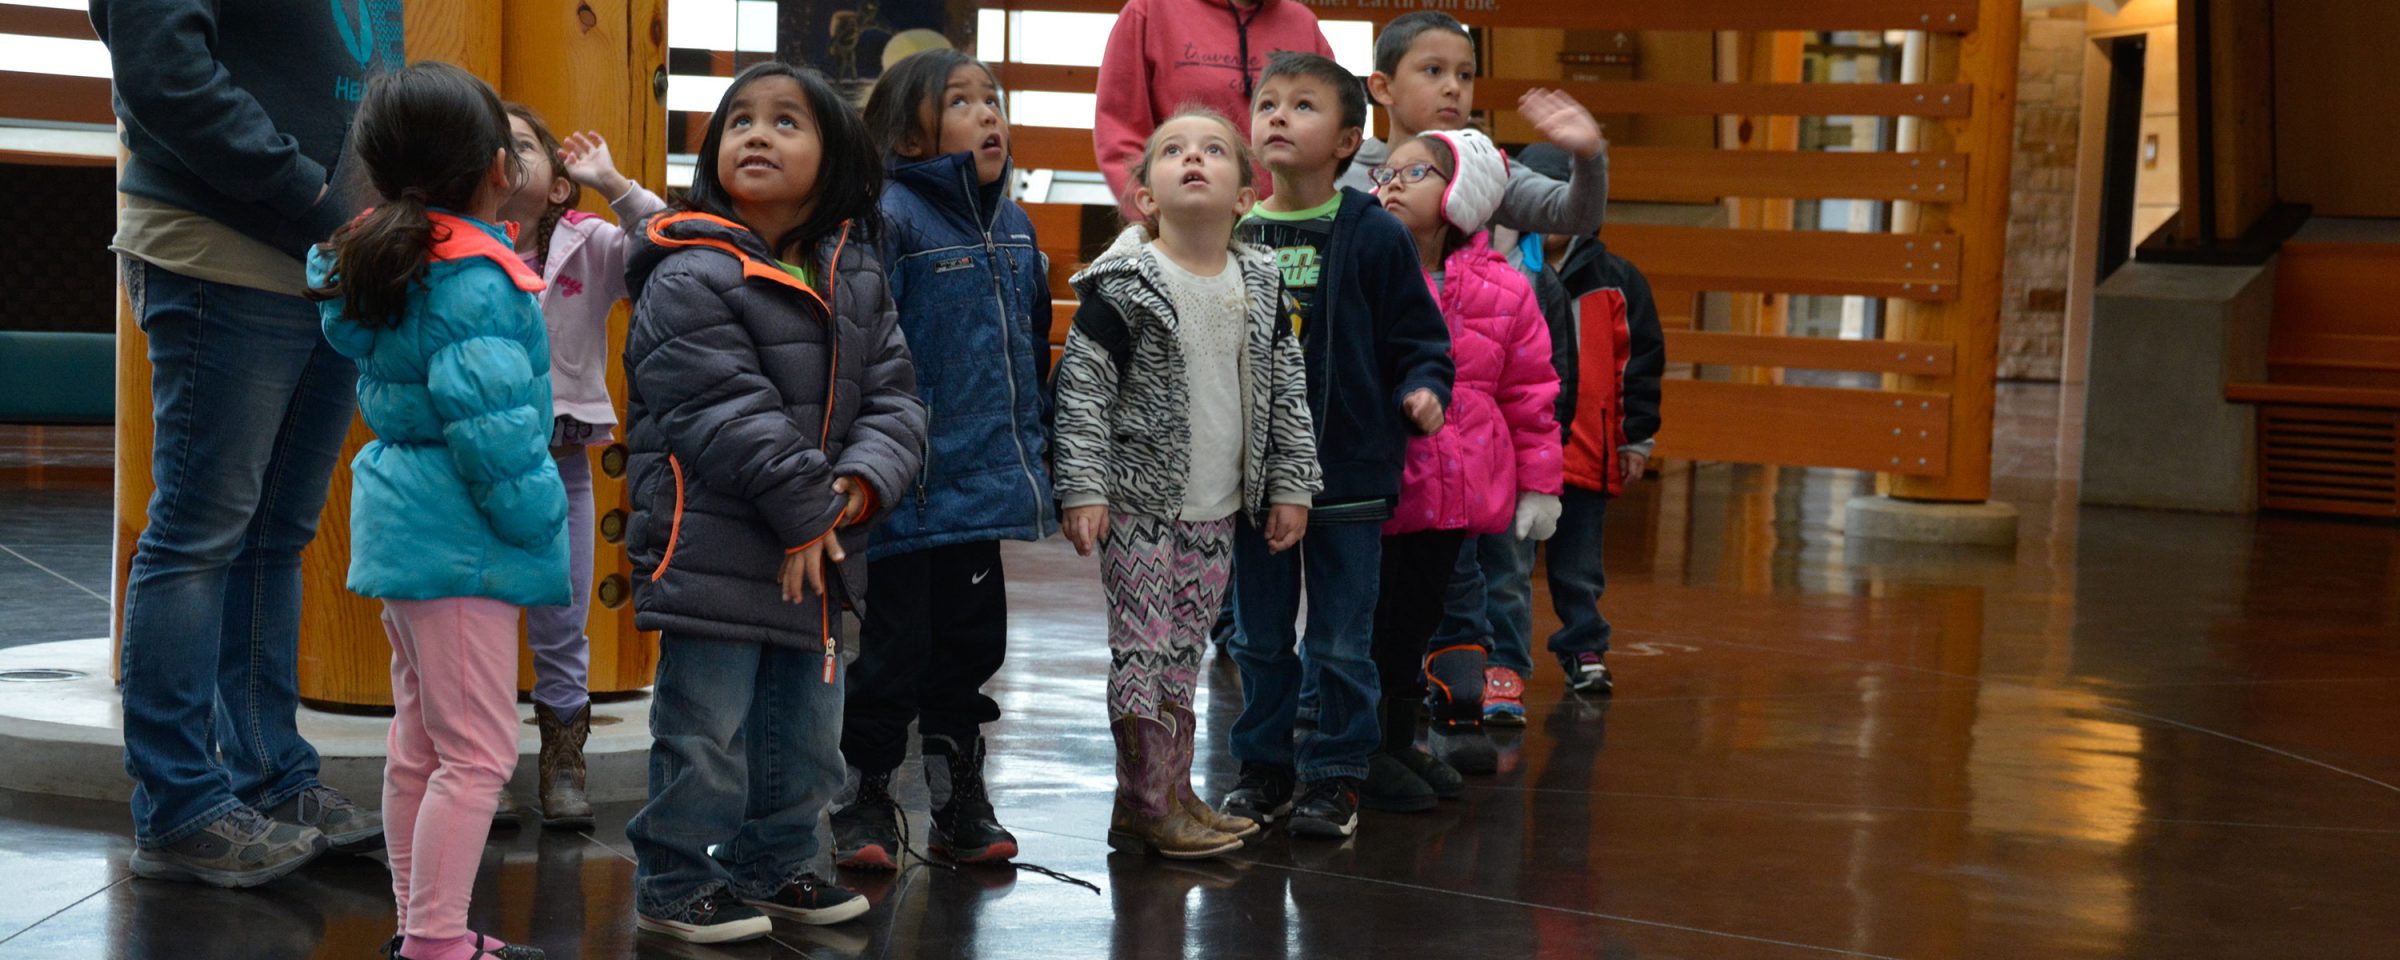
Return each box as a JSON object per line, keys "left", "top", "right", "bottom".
{"left": 1386, "top": 233, "right": 1564, "bottom": 536}
{"left": 538, "top": 185, "right": 668, "bottom": 438}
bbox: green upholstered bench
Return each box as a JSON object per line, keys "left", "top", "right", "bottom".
{"left": 0, "top": 331, "right": 114, "bottom": 424}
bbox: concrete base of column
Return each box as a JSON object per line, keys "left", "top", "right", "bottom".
{"left": 1839, "top": 495, "right": 2020, "bottom": 547}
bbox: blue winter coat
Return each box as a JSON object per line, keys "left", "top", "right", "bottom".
{"left": 869, "top": 152, "right": 1057, "bottom": 559}
{"left": 310, "top": 212, "right": 571, "bottom": 607}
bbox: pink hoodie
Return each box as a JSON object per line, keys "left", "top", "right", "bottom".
{"left": 1386, "top": 233, "right": 1564, "bottom": 536}
{"left": 1093, "top": 0, "right": 1333, "bottom": 220}
{"left": 535, "top": 185, "right": 667, "bottom": 438}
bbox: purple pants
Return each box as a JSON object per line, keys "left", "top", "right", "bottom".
{"left": 524, "top": 446, "right": 593, "bottom": 714}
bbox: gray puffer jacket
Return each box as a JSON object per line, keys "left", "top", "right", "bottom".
{"left": 622, "top": 211, "right": 926, "bottom": 649}
{"left": 1052, "top": 227, "right": 1321, "bottom": 521}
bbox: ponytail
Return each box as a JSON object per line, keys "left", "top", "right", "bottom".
{"left": 310, "top": 191, "right": 439, "bottom": 330}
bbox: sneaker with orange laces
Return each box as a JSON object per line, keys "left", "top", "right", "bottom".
{"left": 1483, "top": 666, "right": 1527, "bottom": 726}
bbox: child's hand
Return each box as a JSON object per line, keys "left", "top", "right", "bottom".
{"left": 1620, "top": 450, "right": 1649, "bottom": 485}
{"left": 1265, "top": 503, "right": 1308, "bottom": 553}
{"left": 780, "top": 536, "right": 844, "bottom": 603}
{"left": 1402, "top": 388, "right": 1445, "bottom": 435}
{"left": 1518, "top": 88, "right": 1606, "bottom": 160}
{"left": 558, "top": 130, "right": 634, "bottom": 199}
{"left": 832, "top": 476, "right": 869, "bottom": 526}
{"left": 1063, "top": 505, "right": 1109, "bottom": 556}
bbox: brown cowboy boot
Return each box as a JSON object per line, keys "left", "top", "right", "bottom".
{"left": 1164, "top": 705, "right": 1258, "bottom": 840}
{"left": 536, "top": 702, "right": 594, "bottom": 829}
{"left": 1106, "top": 715, "right": 1242, "bottom": 860}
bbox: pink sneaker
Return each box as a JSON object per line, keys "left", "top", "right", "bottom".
{"left": 1483, "top": 666, "right": 1526, "bottom": 726}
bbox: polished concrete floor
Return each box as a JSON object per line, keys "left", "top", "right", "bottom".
{"left": 2, "top": 385, "right": 2398, "bottom": 959}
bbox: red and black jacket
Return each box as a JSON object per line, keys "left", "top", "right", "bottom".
{"left": 1542, "top": 240, "right": 1664, "bottom": 496}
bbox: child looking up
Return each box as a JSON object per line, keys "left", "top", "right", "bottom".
{"left": 491, "top": 104, "right": 666, "bottom": 829}
{"left": 620, "top": 62, "right": 925, "bottom": 945}
{"left": 1222, "top": 51, "right": 1456, "bottom": 836}
{"left": 307, "top": 61, "right": 565, "bottom": 960}
{"left": 827, "top": 48, "right": 1055, "bottom": 871}
{"left": 1052, "top": 107, "right": 1322, "bottom": 860}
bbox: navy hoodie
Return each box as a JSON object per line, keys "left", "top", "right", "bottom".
{"left": 94, "top": 0, "right": 404, "bottom": 259}
{"left": 1243, "top": 188, "right": 1453, "bottom": 507}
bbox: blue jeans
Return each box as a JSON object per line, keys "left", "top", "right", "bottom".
{"left": 117, "top": 259, "right": 358, "bottom": 847}
{"left": 1437, "top": 532, "right": 1537, "bottom": 674}
{"left": 1537, "top": 487, "right": 1613, "bottom": 673}
{"left": 1227, "top": 518, "right": 1381, "bottom": 783}
{"left": 628, "top": 631, "right": 848, "bottom": 916}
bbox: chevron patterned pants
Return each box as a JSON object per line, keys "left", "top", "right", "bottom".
{"left": 1100, "top": 512, "right": 1235, "bottom": 722}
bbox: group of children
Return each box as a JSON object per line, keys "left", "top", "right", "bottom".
{"left": 302, "top": 11, "right": 1660, "bottom": 958}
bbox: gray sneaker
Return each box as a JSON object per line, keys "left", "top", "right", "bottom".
{"left": 267, "top": 784, "right": 384, "bottom": 853}
{"left": 130, "top": 806, "right": 327, "bottom": 887}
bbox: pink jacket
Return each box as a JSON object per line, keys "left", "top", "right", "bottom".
{"left": 536, "top": 185, "right": 667, "bottom": 437}
{"left": 1386, "top": 234, "right": 1564, "bottom": 536}
{"left": 1093, "top": 0, "right": 1332, "bottom": 220}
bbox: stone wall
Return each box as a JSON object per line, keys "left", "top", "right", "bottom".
{"left": 1999, "top": 10, "right": 2089, "bottom": 381}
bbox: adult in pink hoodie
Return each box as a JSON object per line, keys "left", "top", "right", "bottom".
{"left": 1094, "top": 0, "right": 1333, "bottom": 220}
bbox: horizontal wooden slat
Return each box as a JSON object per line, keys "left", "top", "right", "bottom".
{"left": 1607, "top": 224, "right": 1962, "bottom": 301}
{"left": 1613, "top": 147, "right": 1966, "bottom": 203}
{"left": 2267, "top": 333, "right": 2400, "bottom": 371}
{"left": 0, "top": 3, "right": 96, "bottom": 40}
{"left": 996, "top": 0, "right": 1978, "bottom": 32}
{"left": 1652, "top": 380, "right": 1950, "bottom": 476}
{"left": 1023, "top": 197, "right": 1085, "bottom": 251}
{"left": 0, "top": 71, "right": 113, "bottom": 126}
{"left": 1014, "top": 125, "right": 1096, "bottom": 174}
{"left": 994, "top": 63, "right": 1978, "bottom": 120}
{"left": 1051, "top": 300, "right": 1075, "bottom": 345}
{"left": 1667, "top": 331, "right": 1955, "bottom": 376}
{"left": 2228, "top": 381, "right": 2400, "bottom": 407}
{"left": 0, "top": 147, "right": 113, "bottom": 168}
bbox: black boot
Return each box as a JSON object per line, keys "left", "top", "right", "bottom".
{"left": 925, "top": 734, "right": 1018, "bottom": 864}
{"left": 536, "top": 702, "right": 594, "bottom": 829}
{"left": 830, "top": 767, "right": 901, "bottom": 870}
{"left": 1381, "top": 694, "right": 1464, "bottom": 798}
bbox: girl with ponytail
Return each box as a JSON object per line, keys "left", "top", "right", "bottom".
{"left": 306, "top": 60, "right": 564, "bottom": 960}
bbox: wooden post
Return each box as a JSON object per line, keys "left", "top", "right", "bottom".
{"left": 1882, "top": 0, "right": 2022, "bottom": 503}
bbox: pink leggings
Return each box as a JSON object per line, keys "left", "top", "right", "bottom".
{"left": 380, "top": 597, "right": 521, "bottom": 940}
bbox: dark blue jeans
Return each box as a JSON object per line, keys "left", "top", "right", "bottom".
{"left": 1443, "top": 487, "right": 1614, "bottom": 676}
{"left": 1227, "top": 518, "right": 1381, "bottom": 783}
{"left": 117, "top": 259, "right": 358, "bottom": 847}
{"left": 628, "top": 631, "right": 848, "bottom": 917}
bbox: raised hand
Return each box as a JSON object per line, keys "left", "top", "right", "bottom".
{"left": 558, "top": 130, "right": 633, "bottom": 198}
{"left": 1517, "top": 88, "right": 1606, "bottom": 159}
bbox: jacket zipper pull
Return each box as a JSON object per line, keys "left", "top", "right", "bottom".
{"left": 823, "top": 631, "right": 838, "bottom": 683}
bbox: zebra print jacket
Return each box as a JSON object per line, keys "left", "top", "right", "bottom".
{"left": 1052, "top": 226, "right": 1322, "bottom": 522}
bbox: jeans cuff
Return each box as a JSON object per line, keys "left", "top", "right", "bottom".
{"left": 248, "top": 775, "right": 319, "bottom": 814}
{"left": 638, "top": 881, "right": 732, "bottom": 920}
{"left": 144, "top": 795, "right": 247, "bottom": 848}
{"left": 1297, "top": 761, "right": 1368, "bottom": 783}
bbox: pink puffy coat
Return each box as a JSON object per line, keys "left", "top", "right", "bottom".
{"left": 1387, "top": 234, "right": 1564, "bottom": 536}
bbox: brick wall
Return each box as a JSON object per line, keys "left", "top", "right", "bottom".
{"left": 1998, "top": 11, "right": 2087, "bottom": 381}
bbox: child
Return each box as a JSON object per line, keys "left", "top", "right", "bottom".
{"left": 1369, "top": 129, "right": 1562, "bottom": 781}
{"left": 1052, "top": 107, "right": 1322, "bottom": 859}
{"left": 619, "top": 62, "right": 925, "bottom": 944}
{"left": 827, "top": 48, "right": 1054, "bottom": 870}
{"left": 1335, "top": 12, "right": 1609, "bottom": 243}
{"left": 491, "top": 103, "right": 667, "bottom": 829}
{"left": 306, "top": 61, "right": 565, "bottom": 960}
{"left": 1223, "top": 51, "right": 1455, "bottom": 833}
{"left": 1094, "top": 0, "right": 1337, "bottom": 221}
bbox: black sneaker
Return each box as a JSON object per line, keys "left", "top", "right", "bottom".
{"left": 1390, "top": 747, "right": 1465, "bottom": 799}
{"left": 129, "top": 806, "right": 327, "bottom": 887}
{"left": 266, "top": 784, "right": 384, "bottom": 853}
{"left": 636, "top": 891, "right": 773, "bottom": 944}
{"left": 394, "top": 933, "right": 543, "bottom": 959}
{"left": 747, "top": 874, "right": 870, "bottom": 925}
{"left": 1288, "top": 778, "right": 1361, "bottom": 839}
{"left": 924, "top": 735, "right": 1018, "bottom": 864}
{"left": 1219, "top": 763, "right": 1296, "bottom": 825}
{"left": 1359, "top": 753, "right": 1437, "bottom": 812}
{"left": 830, "top": 768, "right": 900, "bottom": 871}
{"left": 1564, "top": 652, "right": 1613, "bottom": 696}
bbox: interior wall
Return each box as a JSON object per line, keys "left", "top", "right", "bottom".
{"left": 2274, "top": 0, "right": 2400, "bottom": 217}
{"left": 2064, "top": 0, "right": 2178, "bottom": 385}
{"left": 2000, "top": 6, "right": 2092, "bottom": 381}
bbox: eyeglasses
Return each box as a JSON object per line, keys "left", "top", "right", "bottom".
{"left": 1367, "top": 163, "right": 1448, "bottom": 188}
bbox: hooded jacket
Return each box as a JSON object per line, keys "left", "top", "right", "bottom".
{"left": 621, "top": 211, "right": 927, "bottom": 649}
{"left": 1093, "top": 0, "right": 1334, "bottom": 219}
{"left": 1051, "top": 227, "right": 1322, "bottom": 521}
{"left": 310, "top": 212, "right": 570, "bottom": 607}
{"left": 870, "top": 152, "right": 1056, "bottom": 559}
{"left": 537, "top": 185, "right": 670, "bottom": 435}
{"left": 1385, "top": 233, "right": 1563, "bottom": 537}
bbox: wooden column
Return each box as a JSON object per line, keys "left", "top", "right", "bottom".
{"left": 1881, "top": 0, "right": 2022, "bottom": 504}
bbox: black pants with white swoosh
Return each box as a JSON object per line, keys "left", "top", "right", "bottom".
{"left": 841, "top": 540, "right": 1010, "bottom": 775}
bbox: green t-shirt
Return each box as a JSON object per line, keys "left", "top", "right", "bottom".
{"left": 1238, "top": 193, "right": 1341, "bottom": 342}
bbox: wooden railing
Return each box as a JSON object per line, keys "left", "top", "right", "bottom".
{"left": 1000, "top": 0, "right": 2020, "bottom": 502}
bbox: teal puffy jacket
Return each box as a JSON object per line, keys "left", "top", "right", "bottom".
{"left": 309, "top": 212, "right": 570, "bottom": 607}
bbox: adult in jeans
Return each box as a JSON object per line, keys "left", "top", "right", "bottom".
{"left": 96, "top": 0, "right": 401, "bottom": 886}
